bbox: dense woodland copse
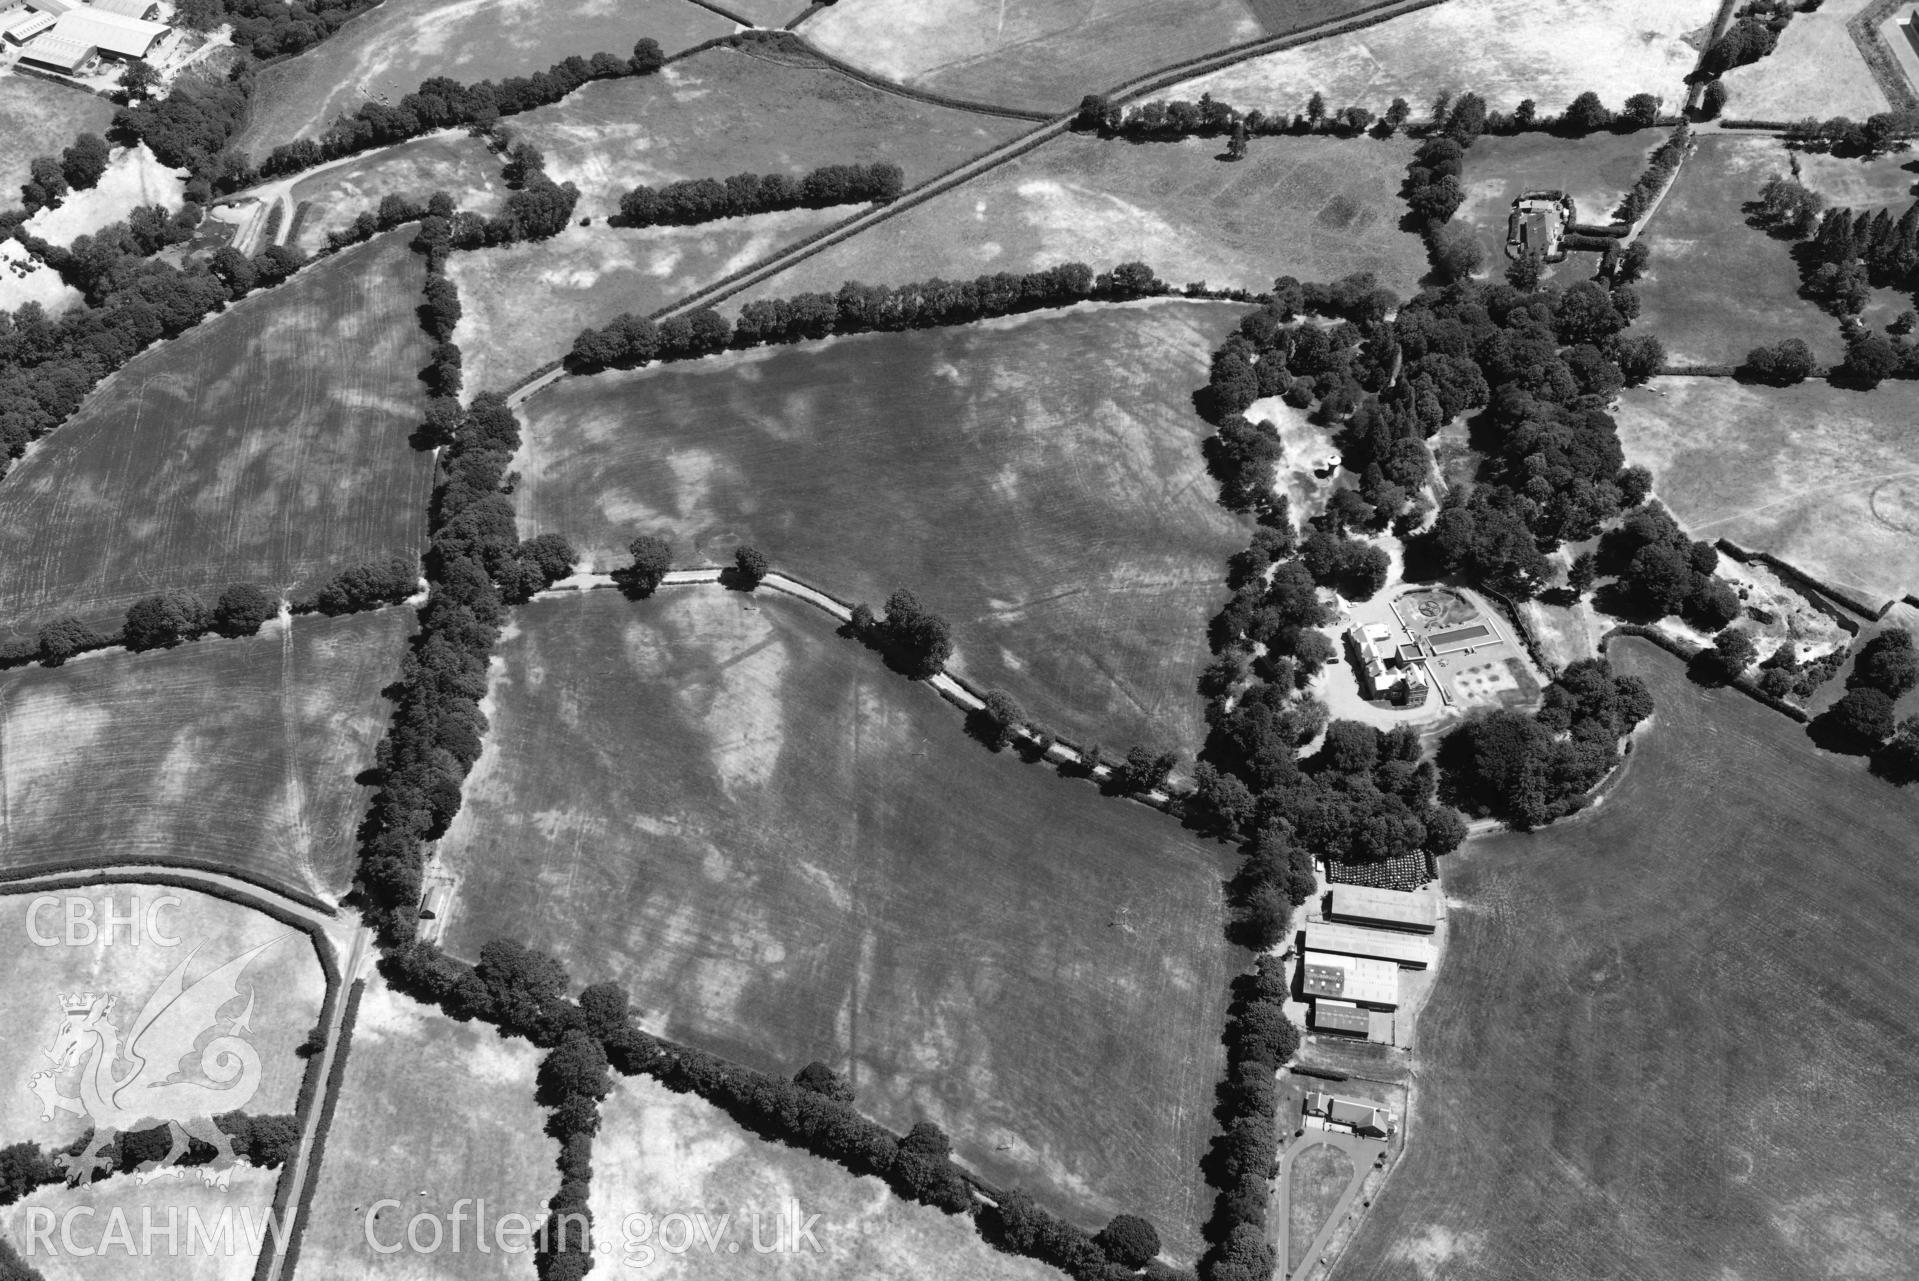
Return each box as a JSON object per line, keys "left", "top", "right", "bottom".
{"left": 616, "top": 161, "right": 903, "bottom": 227}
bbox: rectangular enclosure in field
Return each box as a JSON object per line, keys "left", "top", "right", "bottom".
{"left": 0, "top": 609, "right": 411, "bottom": 902}
{"left": 438, "top": 588, "right": 1240, "bottom": 1260}
{"left": 0, "top": 232, "right": 434, "bottom": 638}
{"left": 511, "top": 300, "right": 1249, "bottom": 756}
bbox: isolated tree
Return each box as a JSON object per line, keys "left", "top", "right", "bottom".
{"left": 212, "top": 583, "right": 276, "bottom": 638}
{"left": 880, "top": 588, "right": 953, "bottom": 678}
{"left": 1566, "top": 551, "right": 1597, "bottom": 600}
{"left": 60, "top": 134, "right": 111, "bottom": 191}
{"left": 1512, "top": 98, "right": 1538, "bottom": 130}
{"left": 1383, "top": 97, "right": 1411, "bottom": 133}
{"left": 630, "top": 37, "right": 665, "bottom": 75}
{"left": 1227, "top": 118, "right": 1248, "bottom": 160}
{"left": 731, "top": 544, "right": 769, "bottom": 589}
{"left": 1820, "top": 686, "right": 1897, "bottom": 750}
{"left": 1852, "top": 629, "right": 1919, "bottom": 697}
{"left": 1305, "top": 91, "right": 1326, "bottom": 128}
{"left": 973, "top": 689, "right": 1025, "bottom": 751}
{"left": 1119, "top": 744, "right": 1177, "bottom": 793}
{"left": 1095, "top": 1214, "right": 1161, "bottom": 1269}
{"left": 615, "top": 534, "right": 674, "bottom": 598}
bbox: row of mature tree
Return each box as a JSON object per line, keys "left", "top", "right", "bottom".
{"left": 1813, "top": 629, "right": 1919, "bottom": 772}
{"left": 171, "top": 0, "right": 390, "bottom": 61}
{"left": 255, "top": 39, "right": 666, "bottom": 182}
{"left": 0, "top": 1113, "right": 298, "bottom": 1210}
{"left": 1614, "top": 122, "right": 1691, "bottom": 224}
{"left": 615, "top": 161, "right": 903, "bottom": 227}
{"left": 1778, "top": 111, "right": 1919, "bottom": 157}
{"left": 1591, "top": 501, "right": 1743, "bottom": 628}
{"left": 21, "top": 203, "right": 205, "bottom": 305}
{"left": 533, "top": 1031, "right": 610, "bottom": 1281}
{"left": 567, "top": 261, "right": 1168, "bottom": 371}
{"left": 1199, "top": 954, "right": 1296, "bottom": 1281}
{"left": 17, "top": 133, "right": 112, "bottom": 214}
{"left": 1698, "top": 0, "right": 1799, "bottom": 79}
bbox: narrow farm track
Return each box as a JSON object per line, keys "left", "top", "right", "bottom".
{"left": 532, "top": 567, "right": 1175, "bottom": 804}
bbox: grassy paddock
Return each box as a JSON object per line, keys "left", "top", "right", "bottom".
{"left": 439, "top": 589, "right": 1239, "bottom": 1259}
{"left": 1175, "top": 0, "right": 1718, "bottom": 118}
{"left": 804, "top": 0, "right": 1283, "bottom": 114}
{"left": 1286, "top": 1143, "right": 1354, "bottom": 1271}
{"left": 1337, "top": 639, "right": 1919, "bottom": 1281}
{"left": 731, "top": 131, "right": 1429, "bottom": 305}
{"left": 295, "top": 979, "right": 555, "bottom": 1281}
{"left": 1615, "top": 376, "right": 1919, "bottom": 608}
{"left": 0, "top": 231, "right": 433, "bottom": 636}
{"left": 233, "top": 0, "right": 735, "bottom": 155}
{"left": 513, "top": 300, "right": 1248, "bottom": 754}
{"left": 0, "top": 884, "right": 326, "bottom": 1151}
{"left": 1633, "top": 135, "right": 1847, "bottom": 369}
{"left": 0, "top": 76, "right": 114, "bottom": 197}
{"left": 590, "top": 1074, "right": 1063, "bottom": 1278}
{"left": 504, "top": 48, "right": 1031, "bottom": 217}
{"left": 287, "top": 132, "right": 507, "bottom": 253}
{"left": 1793, "top": 146, "right": 1919, "bottom": 213}
{"left": 0, "top": 610, "right": 411, "bottom": 902}
{"left": 1719, "top": 0, "right": 1891, "bottom": 122}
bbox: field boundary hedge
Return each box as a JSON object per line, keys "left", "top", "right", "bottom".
{"left": 1713, "top": 537, "right": 1884, "bottom": 624}
{"left": 0, "top": 862, "right": 341, "bottom": 924}
{"left": 1601, "top": 624, "right": 1814, "bottom": 721}
{"left": 1851, "top": 0, "right": 1919, "bottom": 113}
{"left": 767, "top": 32, "right": 1057, "bottom": 121}
{"left": 270, "top": 977, "right": 365, "bottom": 1281}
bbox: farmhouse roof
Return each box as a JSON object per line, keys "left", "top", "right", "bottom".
{"left": 20, "top": 31, "right": 92, "bottom": 68}
{"left": 1329, "top": 885, "right": 1438, "bottom": 933}
{"left": 1302, "top": 950, "right": 1398, "bottom": 1008}
{"left": 51, "top": 4, "right": 165, "bottom": 55}
{"left": 1328, "top": 1099, "right": 1388, "bottom": 1133}
{"left": 1305, "top": 921, "right": 1436, "bottom": 969}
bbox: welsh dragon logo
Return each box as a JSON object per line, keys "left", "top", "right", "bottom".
{"left": 26, "top": 938, "right": 283, "bottom": 1189}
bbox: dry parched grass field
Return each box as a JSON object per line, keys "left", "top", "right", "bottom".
{"left": 1337, "top": 639, "right": 1919, "bottom": 1281}
{"left": 233, "top": 0, "right": 735, "bottom": 156}
{"left": 513, "top": 301, "right": 1247, "bottom": 755}
{"left": 297, "top": 979, "right": 557, "bottom": 1281}
{"left": 805, "top": 0, "right": 1286, "bottom": 114}
{"left": 1631, "top": 135, "right": 1849, "bottom": 370}
{"left": 1175, "top": 0, "right": 1719, "bottom": 118}
{"left": 0, "top": 232, "right": 434, "bottom": 637}
{"left": 1718, "top": 0, "right": 1890, "bottom": 122}
{"left": 286, "top": 132, "right": 507, "bottom": 254}
{"left": 0, "top": 884, "right": 326, "bottom": 1153}
{"left": 1614, "top": 377, "right": 1919, "bottom": 609}
{"left": 2, "top": 1166, "right": 283, "bottom": 1281}
{"left": 0, "top": 610, "right": 412, "bottom": 901}
{"left": 440, "top": 590, "right": 1239, "bottom": 1261}
{"left": 731, "top": 132, "right": 1429, "bottom": 305}
{"left": 588, "top": 1075, "right": 1062, "bottom": 1279}
{"left": 0, "top": 77, "right": 114, "bottom": 199}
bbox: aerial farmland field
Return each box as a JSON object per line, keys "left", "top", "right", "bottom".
{"left": 0, "top": 232, "right": 434, "bottom": 637}
{"left": 285, "top": 132, "right": 507, "bottom": 254}
{"left": 1173, "top": 0, "right": 1719, "bottom": 118}
{"left": 730, "top": 130, "right": 1429, "bottom": 306}
{"left": 1336, "top": 639, "right": 1919, "bottom": 1280}
{"left": 233, "top": 0, "right": 736, "bottom": 157}
{"left": 589, "top": 1075, "right": 1062, "bottom": 1279}
{"left": 1, "top": 1166, "right": 283, "bottom": 1281}
{"left": 0, "top": 610, "right": 410, "bottom": 901}
{"left": 1717, "top": 0, "right": 1891, "bottom": 122}
{"left": 438, "top": 589, "right": 1239, "bottom": 1260}
{"left": 511, "top": 300, "right": 1247, "bottom": 754}
{"left": 1631, "top": 134, "right": 1848, "bottom": 370}
{"left": 1613, "top": 377, "right": 1919, "bottom": 609}
{"left": 296, "top": 979, "right": 556, "bottom": 1281}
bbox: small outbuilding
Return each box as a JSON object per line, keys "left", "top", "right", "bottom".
{"left": 1328, "top": 885, "right": 1438, "bottom": 934}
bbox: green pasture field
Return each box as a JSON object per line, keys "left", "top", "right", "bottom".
{"left": 1614, "top": 376, "right": 1919, "bottom": 609}
{"left": 804, "top": 0, "right": 1289, "bottom": 114}
{"left": 1450, "top": 129, "right": 1660, "bottom": 287}
{"left": 1633, "top": 135, "right": 1848, "bottom": 370}
{"left": 1718, "top": 0, "right": 1890, "bottom": 122}
{"left": 1794, "top": 146, "right": 1919, "bottom": 213}
{"left": 1336, "top": 638, "right": 1919, "bottom": 1281}
{"left": 232, "top": 0, "right": 735, "bottom": 156}
{"left": 1175, "top": 0, "right": 1717, "bottom": 119}
{"left": 2, "top": 1165, "right": 282, "bottom": 1281}
{"left": 0, "top": 232, "right": 433, "bottom": 637}
{"left": 1286, "top": 1143, "right": 1353, "bottom": 1271}
{"left": 439, "top": 589, "right": 1240, "bottom": 1260}
{"left": 286, "top": 132, "right": 506, "bottom": 254}
{"left": 449, "top": 209, "right": 846, "bottom": 395}
{"left": 0, "top": 884, "right": 326, "bottom": 1152}
{"left": 513, "top": 300, "right": 1248, "bottom": 755}
{"left": 0, "top": 610, "right": 411, "bottom": 902}
{"left": 590, "top": 1075, "right": 1063, "bottom": 1279}
{"left": 0, "top": 77, "right": 114, "bottom": 199}
{"left": 730, "top": 131, "right": 1429, "bottom": 306}
{"left": 297, "top": 978, "right": 556, "bottom": 1281}
{"left": 504, "top": 47, "right": 1031, "bottom": 218}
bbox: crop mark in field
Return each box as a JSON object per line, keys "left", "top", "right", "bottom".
{"left": 1869, "top": 478, "right": 1919, "bottom": 534}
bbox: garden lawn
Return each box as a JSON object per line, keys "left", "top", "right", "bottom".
{"left": 439, "top": 588, "right": 1240, "bottom": 1261}
{"left": 512, "top": 300, "right": 1248, "bottom": 755}
{"left": 1287, "top": 1143, "right": 1353, "bottom": 1271}
{"left": 0, "top": 609, "right": 411, "bottom": 902}
{"left": 295, "top": 978, "right": 556, "bottom": 1281}
{"left": 501, "top": 48, "right": 1031, "bottom": 218}
{"left": 0, "top": 884, "right": 327, "bottom": 1153}
{"left": 286, "top": 132, "right": 506, "bottom": 254}
{"left": 232, "top": 0, "right": 735, "bottom": 156}
{"left": 1614, "top": 376, "right": 1919, "bottom": 610}
{"left": 1174, "top": 0, "right": 1718, "bottom": 119}
{"left": 0, "top": 76, "right": 113, "bottom": 199}
{"left": 1336, "top": 639, "right": 1919, "bottom": 1280}
{"left": 730, "top": 131, "right": 1429, "bottom": 305}
{"left": 1632, "top": 134, "right": 1848, "bottom": 369}
{"left": 588, "top": 1075, "right": 1065, "bottom": 1278}
{"left": 1451, "top": 128, "right": 1663, "bottom": 287}
{"left": 804, "top": 0, "right": 1286, "bottom": 114}
{"left": 0, "top": 231, "right": 434, "bottom": 637}
{"left": 1718, "top": 0, "right": 1890, "bottom": 122}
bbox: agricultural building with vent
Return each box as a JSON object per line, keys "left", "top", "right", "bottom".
{"left": 1306, "top": 921, "right": 1436, "bottom": 969}
{"left": 48, "top": 4, "right": 167, "bottom": 57}
{"left": 1, "top": 6, "right": 53, "bottom": 39}
{"left": 1329, "top": 885, "right": 1437, "bottom": 934}
{"left": 22, "top": 0, "right": 75, "bottom": 14}
{"left": 1301, "top": 950, "right": 1399, "bottom": 1009}
{"left": 1311, "top": 998, "right": 1372, "bottom": 1036}
{"left": 88, "top": 0, "right": 159, "bottom": 16}
{"left": 18, "top": 30, "right": 91, "bottom": 69}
